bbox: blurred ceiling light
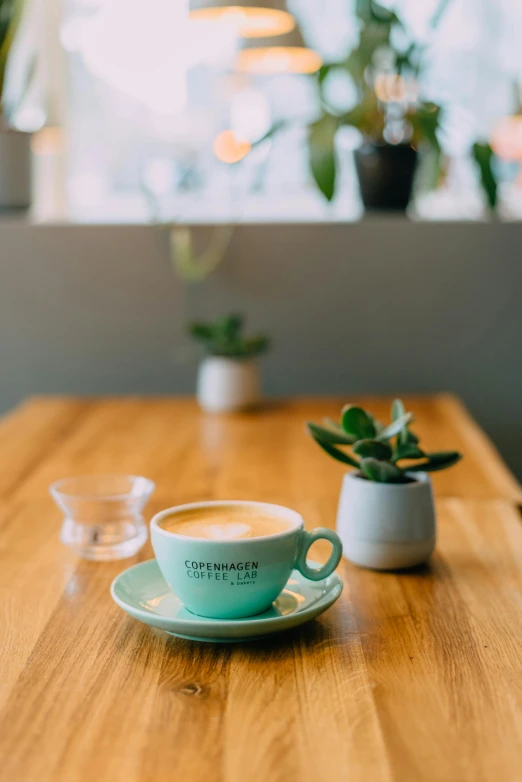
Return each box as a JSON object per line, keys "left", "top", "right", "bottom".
{"left": 491, "top": 115, "right": 522, "bottom": 161}
{"left": 236, "top": 27, "right": 322, "bottom": 75}
{"left": 62, "top": 0, "right": 189, "bottom": 114}
{"left": 190, "top": 0, "right": 295, "bottom": 38}
{"left": 213, "top": 130, "right": 251, "bottom": 163}
{"left": 62, "top": 0, "right": 236, "bottom": 115}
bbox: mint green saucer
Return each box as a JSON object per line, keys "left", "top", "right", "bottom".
{"left": 110, "top": 559, "right": 343, "bottom": 643}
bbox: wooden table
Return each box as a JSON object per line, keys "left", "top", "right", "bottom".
{"left": 1, "top": 395, "right": 521, "bottom": 782}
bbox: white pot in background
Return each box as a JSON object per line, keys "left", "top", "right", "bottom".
{"left": 336, "top": 472, "right": 435, "bottom": 570}
{"left": 196, "top": 356, "right": 261, "bottom": 413}
{"left": 0, "top": 126, "right": 32, "bottom": 210}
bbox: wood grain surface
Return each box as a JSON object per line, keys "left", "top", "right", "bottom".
{"left": 0, "top": 395, "right": 521, "bottom": 782}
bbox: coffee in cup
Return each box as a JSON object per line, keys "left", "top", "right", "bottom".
{"left": 151, "top": 500, "right": 343, "bottom": 620}
{"left": 158, "top": 504, "right": 292, "bottom": 540}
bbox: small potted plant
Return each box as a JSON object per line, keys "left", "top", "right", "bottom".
{"left": 307, "top": 400, "right": 462, "bottom": 570}
{"left": 308, "top": 0, "right": 497, "bottom": 213}
{"left": 189, "top": 313, "right": 270, "bottom": 413}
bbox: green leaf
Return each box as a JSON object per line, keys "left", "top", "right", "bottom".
{"left": 410, "top": 102, "right": 441, "bottom": 150}
{"left": 249, "top": 120, "right": 285, "bottom": 149}
{"left": 308, "top": 114, "right": 338, "bottom": 201}
{"left": 323, "top": 418, "right": 355, "bottom": 436}
{"left": 307, "top": 422, "right": 356, "bottom": 446}
{"left": 404, "top": 429, "right": 419, "bottom": 445}
{"left": 341, "top": 405, "right": 377, "bottom": 439}
{"left": 376, "top": 412, "right": 413, "bottom": 441}
{"left": 218, "top": 314, "right": 243, "bottom": 340}
{"left": 391, "top": 399, "right": 406, "bottom": 422}
{"left": 356, "top": 0, "right": 397, "bottom": 24}
{"left": 317, "top": 64, "right": 333, "bottom": 85}
{"left": 426, "top": 451, "right": 462, "bottom": 465}
{"left": 370, "top": 2, "right": 398, "bottom": 23}
{"left": 169, "top": 225, "right": 233, "bottom": 282}
{"left": 242, "top": 336, "right": 270, "bottom": 357}
{"left": 430, "top": 0, "right": 453, "bottom": 30}
{"left": 472, "top": 142, "right": 497, "bottom": 211}
{"left": 189, "top": 315, "right": 270, "bottom": 358}
{"left": 392, "top": 443, "right": 425, "bottom": 462}
{"left": 309, "top": 436, "right": 360, "bottom": 469}
{"left": 391, "top": 399, "right": 414, "bottom": 446}
{"left": 396, "top": 44, "right": 416, "bottom": 75}
{"left": 418, "top": 145, "right": 443, "bottom": 193}
{"left": 407, "top": 451, "right": 462, "bottom": 473}
{"left": 373, "top": 419, "right": 386, "bottom": 436}
{"left": 189, "top": 322, "right": 214, "bottom": 341}
{"left": 355, "top": 0, "right": 373, "bottom": 22}
{"left": 359, "top": 458, "right": 404, "bottom": 483}
{"left": 0, "top": 0, "right": 23, "bottom": 107}
{"left": 409, "top": 103, "right": 442, "bottom": 192}
{"left": 353, "top": 439, "right": 393, "bottom": 460}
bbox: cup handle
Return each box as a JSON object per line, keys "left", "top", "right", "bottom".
{"left": 295, "top": 528, "right": 343, "bottom": 582}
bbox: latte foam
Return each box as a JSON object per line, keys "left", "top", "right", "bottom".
{"left": 160, "top": 505, "right": 292, "bottom": 540}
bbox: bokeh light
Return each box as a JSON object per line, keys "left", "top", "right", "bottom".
{"left": 190, "top": 6, "right": 295, "bottom": 38}
{"left": 236, "top": 46, "right": 322, "bottom": 75}
{"left": 213, "top": 130, "right": 252, "bottom": 163}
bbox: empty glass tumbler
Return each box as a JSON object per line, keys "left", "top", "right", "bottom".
{"left": 50, "top": 474, "right": 155, "bottom": 561}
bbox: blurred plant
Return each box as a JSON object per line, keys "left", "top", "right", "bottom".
{"left": 472, "top": 142, "right": 498, "bottom": 211}
{"left": 189, "top": 313, "right": 270, "bottom": 359}
{"left": 307, "top": 398, "right": 462, "bottom": 483}
{"left": 169, "top": 226, "right": 234, "bottom": 283}
{"left": 308, "top": 0, "right": 499, "bottom": 210}
{"left": 0, "top": 0, "right": 23, "bottom": 116}
{"left": 144, "top": 123, "right": 284, "bottom": 283}
{"left": 140, "top": 175, "right": 235, "bottom": 284}
{"left": 308, "top": 0, "right": 445, "bottom": 201}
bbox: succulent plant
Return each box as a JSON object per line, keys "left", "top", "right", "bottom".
{"left": 307, "top": 399, "right": 462, "bottom": 483}
{"left": 189, "top": 313, "right": 270, "bottom": 360}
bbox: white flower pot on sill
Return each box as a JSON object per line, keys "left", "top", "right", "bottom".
{"left": 0, "top": 125, "right": 32, "bottom": 210}
{"left": 196, "top": 356, "right": 261, "bottom": 413}
{"left": 336, "top": 471, "right": 436, "bottom": 570}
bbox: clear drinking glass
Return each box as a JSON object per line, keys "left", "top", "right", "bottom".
{"left": 50, "top": 475, "right": 155, "bottom": 561}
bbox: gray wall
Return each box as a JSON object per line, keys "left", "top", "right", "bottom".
{"left": 1, "top": 220, "right": 521, "bottom": 477}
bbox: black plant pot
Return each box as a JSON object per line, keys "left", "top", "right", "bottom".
{"left": 354, "top": 142, "right": 418, "bottom": 212}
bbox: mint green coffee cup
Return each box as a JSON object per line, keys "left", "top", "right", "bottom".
{"left": 150, "top": 500, "right": 343, "bottom": 619}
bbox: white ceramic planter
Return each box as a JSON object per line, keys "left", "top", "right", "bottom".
{"left": 336, "top": 472, "right": 435, "bottom": 570}
{"left": 196, "top": 356, "right": 260, "bottom": 413}
{"left": 0, "top": 126, "right": 32, "bottom": 210}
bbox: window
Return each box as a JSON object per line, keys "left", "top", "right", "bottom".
{"left": 20, "top": 0, "right": 522, "bottom": 221}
